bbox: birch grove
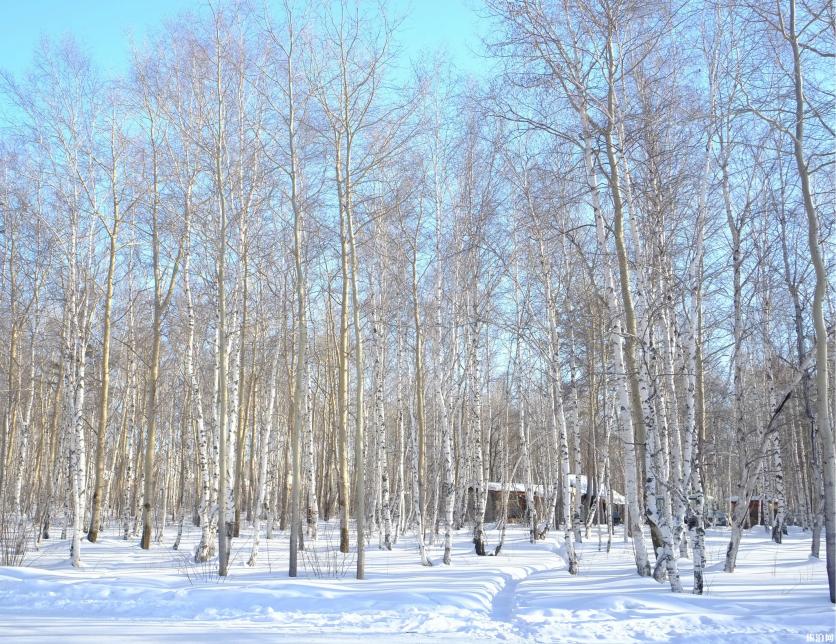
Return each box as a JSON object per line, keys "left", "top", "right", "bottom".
{"left": 0, "top": 0, "right": 833, "bottom": 603}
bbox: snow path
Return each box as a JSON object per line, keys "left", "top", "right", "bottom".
{"left": 489, "top": 571, "right": 522, "bottom": 624}
{"left": 0, "top": 524, "right": 833, "bottom": 642}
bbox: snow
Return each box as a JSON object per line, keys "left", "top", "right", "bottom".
{"left": 0, "top": 523, "right": 833, "bottom": 642}
{"left": 487, "top": 482, "right": 545, "bottom": 494}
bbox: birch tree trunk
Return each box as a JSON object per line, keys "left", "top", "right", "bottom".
{"left": 138, "top": 100, "right": 181, "bottom": 551}
{"left": 12, "top": 306, "right": 37, "bottom": 520}
{"left": 721, "top": 126, "right": 750, "bottom": 574}
{"left": 184, "top": 200, "right": 214, "bottom": 562}
{"left": 88, "top": 161, "right": 120, "bottom": 544}
{"left": 584, "top": 115, "right": 651, "bottom": 578}
{"left": 372, "top": 305, "right": 392, "bottom": 550}
{"left": 249, "top": 357, "right": 278, "bottom": 567}
{"left": 213, "top": 18, "right": 231, "bottom": 575}
{"left": 469, "top": 308, "right": 489, "bottom": 557}
{"left": 786, "top": 0, "right": 835, "bottom": 602}
{"left": 305, "top": 350, "right": 319, "bottom": 541}
{"left": 410, "top": 398, "right": 432, "bottom": 567}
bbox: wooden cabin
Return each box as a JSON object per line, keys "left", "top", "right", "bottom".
{"left": 480, "top": 483, "right": 545, "bottom": 523}
{"left": 477, "top": 477, "right": 627, "bottom": 525}
{"left": 729, "top": 496, "right": 778, "bottom": 528}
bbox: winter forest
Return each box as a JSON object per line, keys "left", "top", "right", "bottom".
{"left": 0, "top": 0, "right": 834, "bottom": 640}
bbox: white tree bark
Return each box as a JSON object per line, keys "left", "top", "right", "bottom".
{"left": 584, "top": 118, "right": 651, "bottom": 578}
{"left": 249, "top": 357, "right": 278, "bottom": 567}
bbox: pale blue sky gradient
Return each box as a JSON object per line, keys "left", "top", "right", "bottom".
{"left": 0, "top": 0, "right": 492, "bottom": 79}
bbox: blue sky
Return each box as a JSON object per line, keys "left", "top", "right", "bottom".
{"left": 0, "top": 0, "right": 491, "bottom": 79}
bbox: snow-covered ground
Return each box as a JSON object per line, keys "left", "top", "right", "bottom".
{"left": 0, "top": 522, "right": 833, "bottom": 642}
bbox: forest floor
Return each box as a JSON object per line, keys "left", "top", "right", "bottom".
{"left": 0, "top": 520, "right": 833, "bottom": 642}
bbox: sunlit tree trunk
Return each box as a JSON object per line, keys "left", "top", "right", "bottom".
{"left": 88, "top": 148, "right": 121, "bottom": 544}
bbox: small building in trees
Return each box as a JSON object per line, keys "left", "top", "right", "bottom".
{"left": 482, "top": 482, "right": 545, "bottom": 523}
{"left": 571, "top": 475, "right": 627, "bottom": 525}
{"left": 728, "top": 495, "right": 779, "bottom": 528}
{"left": 479, "top": 477, "right": 627, "bottom": 525}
